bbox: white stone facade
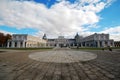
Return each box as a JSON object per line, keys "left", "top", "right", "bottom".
{"left": 76, "top": 33, "right": 114, "bottom": 47}
{"left": 7, "top": 34, "right": 46, "bottom": 48}
{"left": 7, "top": 33, "right": 114, "bottom": 48}
{"left": 46, "top": 33, "right": 114, "bottom": 48}
{"left": 47, "top": 36, "right": 69, "bottom": 47}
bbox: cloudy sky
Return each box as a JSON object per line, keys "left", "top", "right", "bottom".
{"left": 0, "top": 0, "right": 120, "bottom": 41}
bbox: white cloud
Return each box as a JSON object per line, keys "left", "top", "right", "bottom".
{"left": 0, "top": 30, "right": 13, "bottom": 35}
{"left": 101, "top": 26, "right": 120, "bottom": 34}
{"left": 0, "top": 0, "right": 115, "bottom": 39}
{"left": 100, "top": 26, "right": 120, "bottom": 41}
{"left": 110, "top": 34, "right": 120, "bottom": 41}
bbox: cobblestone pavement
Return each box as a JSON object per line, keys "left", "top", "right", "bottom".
{"left": 0, "top": 49, "right": 120, "bottom": 80}
{"left": 29, "top": 50, "right": 97, "bottom": 63}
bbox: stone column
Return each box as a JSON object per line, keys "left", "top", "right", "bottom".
{"left": 64, "top": 44, "right": 66, "bottom": 46}
{"left": 73, "top": 43, "right": 74, "bottom": 47}
{"left": 17, "top": 42, "right": 20, "bottom": 48}
{"left": 112, "top": 41, "right": 115, "bottom": 47}
{"left": 22, "top": 41, "right": 25, "bottom": 48}
{"left": 97, "top": 41, "right": 100, "bottom": 47}
{"left": 7, "top": 42, "right": 10, "bottom": 48}
{"left": 102, "top": 41, "right": 105, "bottom": 47}
{"left": 11, "top": 41, "right": 15, "bottom": 48}
{"left": 85, "top": 42, "right": 87, "bottom": 47}
{"left": 44, "top": 43, "right": 46, "bottom": 47}
{"left": 107, "top": 41, "right": 110, "bottom": 46}
{"left": 48, "top": 43, "right": 49, "bottom": 47}
{"left": 81, "top": 43, "right": 83, "bottom": 47}
{"left": 57, "top": 44, "right": 59, "bottom": 47}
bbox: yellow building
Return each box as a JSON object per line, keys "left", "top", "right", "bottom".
{"left": 7, "top": 34, "right": 46, "bottom": 48}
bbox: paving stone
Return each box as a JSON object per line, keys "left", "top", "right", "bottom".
{"left": 0, "top": 49, "right": 120, "bottom": 80}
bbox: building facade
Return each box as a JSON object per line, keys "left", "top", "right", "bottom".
{"left": 7, "top": 33, "right": 114, "bottom": 48}
{"left": 46, "top": 33, "right": 114, "bottom": 48}
{"left": 7, "top": 34, "right": 46, "bottom": 48}
{"left": 47, "top": 36, "right": 71, "bottom": 47}
{"left": 114, "top": 41, "right": 120, "bottom": 47}
{"left": 75, "top": 33, "right": 114, "bottom": 47}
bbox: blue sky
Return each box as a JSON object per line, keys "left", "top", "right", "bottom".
{"left": 0, "top": 0, "right": 120, "bottom": 41}
{"left": 98, "top": 0, "right": 120, "bottom": 28}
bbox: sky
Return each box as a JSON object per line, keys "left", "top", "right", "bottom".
{"left": 0, "top": 0, "right": 120, "bottom": 41}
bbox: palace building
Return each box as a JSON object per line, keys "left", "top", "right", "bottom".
{"left": 46, "top": 36, "right": 71, "bottom": 47}
{"left": 74, "top": 33, "right": 114, "bottom": 47}
{"left": 7, "top": 34, "right": 46, "bottom": 48}
{"left": 46, "top": 33, "right": 114, "bottom": 48}
{"left": 7, "top": 33, "right": 114, "bottom": 48}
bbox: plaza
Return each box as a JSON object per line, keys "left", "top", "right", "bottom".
{"left": 0, "top": 0, "right": 120, "bottom": 80}
{"left": 0, "top": 48, "right": 120, "bottom": 80}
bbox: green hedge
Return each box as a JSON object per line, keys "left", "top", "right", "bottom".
{"left": 71, "top": 47, "right": 120, "bottom": 50}
{"left": 0, "top": 47, "right": 53, "bottom": 50}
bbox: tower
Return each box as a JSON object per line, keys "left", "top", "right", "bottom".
{"left": 42, "top": 34, "right": 47, "bottom": 40}
{"left": 75, "top": 33, "right": 80, "bottom": 41}
{"left": 74, "top": 33, "right": 80, "bottom": 46}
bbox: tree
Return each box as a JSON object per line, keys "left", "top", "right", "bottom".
{"left": 0, "top": 32, "right": 4, "bottom": 47}
{"left": 0, "top": 32, "right": 12, "bottom": 47}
